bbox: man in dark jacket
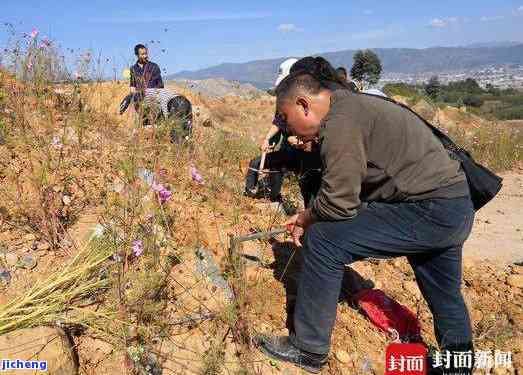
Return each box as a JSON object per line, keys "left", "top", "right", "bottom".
{"left": 130, "top": 44, "right": 164, "bottom": 93}
{"left": 256, "top": 73, "right": 475, "bottom": 375}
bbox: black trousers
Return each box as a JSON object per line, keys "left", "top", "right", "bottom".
{"left": 245, "top": 148, "right": 322, "bottom": 204}
{"left": 289, "top": 195, "right": 475, "bottom": 373}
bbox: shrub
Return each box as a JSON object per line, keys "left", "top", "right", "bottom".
{"left": 463, "top": 95, "right": 484, "bottom": 108}
{"left": 382, "top": 83, "right": 421, "bottom": 99}
{"left": 425, "top": 76, "right": 441, "bottom": 100}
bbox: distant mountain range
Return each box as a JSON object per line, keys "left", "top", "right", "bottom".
{"left": 167, "top": 43, "right": 523, "bottom": 89}
{"left": 464, "top": 41, "right": 522, "bottom": 48}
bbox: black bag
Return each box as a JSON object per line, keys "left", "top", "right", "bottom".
{"left": 361, "top": 93, "right": 503, "bottom": 211}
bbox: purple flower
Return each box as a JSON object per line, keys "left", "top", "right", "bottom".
{"left": 131, "top": 240, "right": 143, "bottom": 257}
{"left": 190, "top": 166, "right": 204, "bottom": 185}
{"left": 30, "top": 28, "right": 38, "bottom": 39}
{"left": 51, "top": 136, "right": 63, "bottom": 149}
{"left": 158, "top": 188, "right": 172, "bottom": 204}
{"left": 151, "top": 181, "right": 164, "bottom": 192}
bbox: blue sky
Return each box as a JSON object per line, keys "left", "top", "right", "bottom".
{"left": 2, "top": 0, "right": 523, "bottom": 75}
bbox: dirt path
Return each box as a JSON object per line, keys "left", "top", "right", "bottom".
{"left": 463, "top": 172, "right": 523, "bottom": 265}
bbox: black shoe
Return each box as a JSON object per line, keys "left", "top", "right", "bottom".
{"left": 243, "top": 188, "right": 258, "bottom": 198}
{"left": 254, "top": 335, "right": 327, "bottom": 374}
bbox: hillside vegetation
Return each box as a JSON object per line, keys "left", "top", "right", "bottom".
{"left": 384, "top": 79, "right": 523, "bottom": 122}
{"left": 0, "top": 41, "right": 522, "bottom": 374}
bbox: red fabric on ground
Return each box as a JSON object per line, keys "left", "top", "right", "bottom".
{"left": 354, "top": 288, "right": 422, "bottom": 343}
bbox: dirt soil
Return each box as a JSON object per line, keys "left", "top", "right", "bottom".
{"left": 464, "top": 172, "right": 523, "bottom": 265}
{"left": 0, "top": 81, "right": 521, "bottom": 375}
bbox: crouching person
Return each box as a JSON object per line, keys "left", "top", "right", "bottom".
{"left": 120, "top": 88, "right": 193, "bottom": 143}
{"left": 143, "top": 88, "right": 193, "bottom": 142}
{"left": 165, "top": 94, "right": 193, "bottom": 143}
{"left": 255, "top": 72, "right": 475, "bottom": 375}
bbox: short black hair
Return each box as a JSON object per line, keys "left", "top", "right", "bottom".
{"left": 336, "top": 67, "right": 347, "bottom": 76}
{"left": 167, "top": 95, "right": 193, "bottom": 120}
{"left": 275, "top": 73, "right": 322, "bottom": 106}
{"left": 134, "top": 44, "right": 147, "bottom": 56}
{"left": 282, "top": 56, "right": 356, "bottom": 93}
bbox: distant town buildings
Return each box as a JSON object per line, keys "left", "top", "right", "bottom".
{"left": 379, "top": 65, "right": 523, "bottom": 89}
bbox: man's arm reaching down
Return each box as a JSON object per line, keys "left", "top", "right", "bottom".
{"left": 261, "top": 124, "right": 280, "bottom": 151}
{"left": 286, "top": 106, "right": 369, "bottom": 247}
{"left": 311, "top": 110, "right": 368, "bottom": 221}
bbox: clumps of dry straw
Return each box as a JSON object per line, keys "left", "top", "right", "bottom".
{"left": 0, "top": 235, "right": 118, "bottom": 336}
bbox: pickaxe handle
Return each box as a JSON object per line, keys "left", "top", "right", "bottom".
{"left": 258, "top": 151, "right": 267, "bottom": 178}
{"left": 229, "top": 227, "right": 287, "bottom": 245}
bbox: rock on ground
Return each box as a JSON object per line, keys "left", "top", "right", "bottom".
{"left": 0, "top": 327, "right": 78, "bottom": 374}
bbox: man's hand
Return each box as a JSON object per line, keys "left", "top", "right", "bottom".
{"left": 288, "top": 136, "right": 313, "bottom": 151}
{"left": 287, "top": 136, "right": 299, "bottom": 147}
{"left": 285, "top": 214, "right": 305, "bottom": 247}
{"left": 260, "top": 138, "right": 272, "bottom": 152}
{"left": 285, "top": 209, "right": 316, "bottom": 247}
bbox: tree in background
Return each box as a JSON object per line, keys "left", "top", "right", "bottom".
{"left": 463, "top": 95, "right": 484, "bottom": 108}
{"left": 350, "top": 49, "right": 382, "bottom": 90}
{"left": 425, "top": 76, "right": 441, "bottom": 100}
{"left": 447, "top": 78, "right": 483, "bottom": 95}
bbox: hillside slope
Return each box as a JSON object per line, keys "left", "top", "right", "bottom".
{"left": 0, "top": 77, "right": 521, "bottom": 374}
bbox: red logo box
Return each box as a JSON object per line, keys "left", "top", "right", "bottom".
{"left": 386, "top": 343, "right": 427, "bottom": 375}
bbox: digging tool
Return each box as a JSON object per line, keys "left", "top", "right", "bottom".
{"left": 228, "top": 226, "right": 288, "bottom": 261}
{"left": 256, "top": 150, "right": 271, "bottom": 194}
{"left": 258, "top": 151, "right": 267, "bottom": 177}
{"left": 230, "top": 227, "right": 286, "bottom": 246}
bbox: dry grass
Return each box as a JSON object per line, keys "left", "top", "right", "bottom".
{"left": 1, "top": 31, "right": 521, "bottom": 374}
{"left": 447, "top": 123, "right": 523, "bottom": 171}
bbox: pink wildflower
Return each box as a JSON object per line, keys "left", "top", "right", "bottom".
{"left": 190, "top": 166, "right": 204, "bottom": 185}
{"left": 158, "top": 188, "right": 172, "bottom": 204}
{"left": 51, "top": 136, "right": 63, "bottom": 149}
{"left": 151, "top": 181, "right": 164, "bottom": 192}
{"left": 131, "top": 240, "right": 143, "bottom": 257}
{"left": 30, "top": 28, "right": 38, "bottom": 39}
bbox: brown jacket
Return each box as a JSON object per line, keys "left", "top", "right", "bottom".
{"left": 311, "top": 90, "right": 468, "bottom": 221}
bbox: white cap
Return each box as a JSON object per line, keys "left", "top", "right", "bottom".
{"left": 274, "top": 58, "right": 299, "bottom": 87}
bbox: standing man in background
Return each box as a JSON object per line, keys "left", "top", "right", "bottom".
{"left": 128, "top": 44, "right": 164, "bottom": 125}
{"left": 336, "top": 66, "right": 348, "bottom": 82}
{"left": 130, "top": 44, "right": 164, "bottom": 94}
